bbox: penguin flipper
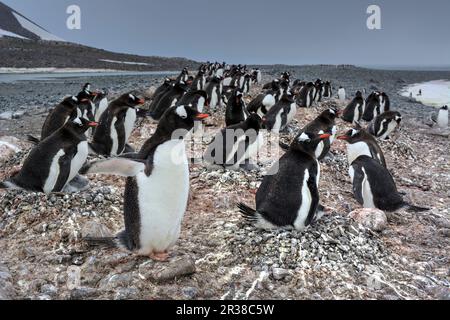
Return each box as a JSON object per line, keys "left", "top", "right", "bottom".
{"left": 238, "top": 203, "right": 258, "bottom": 224}
{"left": 80, "top": 158, "right": 146, "bottom": 177}
{"left": 26, "top": 135, "right": 40, "bottom": 145}
{"left": 350, "top": 164, "right": 365, "bottom": 206}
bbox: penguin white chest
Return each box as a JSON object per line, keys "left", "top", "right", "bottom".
{"left": 293, "top": 169, "right": 313, "bottom": 231}
{"left": 347, "top": 142, "right": 371, "bottom": 165}
{"left": 136, "top": 140, "right": 190, "bottom": 255}
{"left": 380, "top": 120, "right": 398, "bottom": 140}
{"left": 68, "top": 141, "right": 88, "bottom": 184}
{"left": 95, "top": 98, "right": 108, "bottom": 122}
{"left": 110, "top": 117, "right": 119, "bottom": 156}
{"left": 437, "top": 109, "right": 448, "bottom": 128}
{"left": 124, "top": 108, "right": 137, "bottom": 142}
{"left": 43, "top": 149, "right": 66, "bottom": 193}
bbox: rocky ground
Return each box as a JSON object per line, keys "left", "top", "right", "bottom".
{"left": 0, "top": 66, "right": 449, "bottom": 300}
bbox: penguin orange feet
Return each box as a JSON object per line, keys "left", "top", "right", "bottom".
{"left": 149, "top": 251, "right": 170, "bottom": 262}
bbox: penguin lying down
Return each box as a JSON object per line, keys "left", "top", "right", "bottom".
{"left": 1, "top": 118, "right": 98, "bottom": 194}
{"left": 81, "top": 105, "right": 209, "bottom": 261}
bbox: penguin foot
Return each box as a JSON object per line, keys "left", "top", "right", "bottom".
{"left": 150, "top": 252, "right": 170, "bottom": 262}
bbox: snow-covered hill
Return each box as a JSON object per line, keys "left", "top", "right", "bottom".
{"left": 0, "top": 1, "right": 63, "bottom": 41}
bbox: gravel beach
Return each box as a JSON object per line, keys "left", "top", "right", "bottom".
{"left": 0, "top": 65, "right": 449, "bottom": 300}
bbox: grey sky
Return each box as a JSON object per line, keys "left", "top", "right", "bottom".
{"left": 3, "top": 0, "right": 450, "bottom": 67}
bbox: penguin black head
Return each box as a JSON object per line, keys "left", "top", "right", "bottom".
{"left": 118, "top": 93, "right": 145, "bottom": 108}
{"left": 61, "top": 96, "right": 80, "bottom": 108}
{"left": 320, "top": 107, "right": 341, "bottom": 121}
{"left": 66, "top": 117, "right": 98, "bottom": 134}
{"left": 82, "top": 83, "right": 92, "bottom": 92}
{"left": 337, "top": 128, "right": 371, "bottom": 144}
{"left": 245, "top": 113, "right": 263, "bottom": 131}
{"left": 355, "top": 90, "right": 363, "bottom": 98}
{"left": 159, "top": 105, "right": 209, "bottom": 135}
{"left": 442, "top": 105, "right": 448, "bottom": 111}
{"left": 291, "top": 132, "right": 332, "bottom": 155}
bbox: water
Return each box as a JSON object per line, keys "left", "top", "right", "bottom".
{"left": 0, "top": 70, "right": 178, "bottom": 84}
{"left": 400, "top": 80, "right": 450, "bottom": 108}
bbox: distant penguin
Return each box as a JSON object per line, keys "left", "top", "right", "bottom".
{"left": 151, "top": 81, "right": 189, "bottom": 120}
{"left": 313, "top": 79, "right": 324, "bottom": 103}
{"left": 368, "top": 111, "right": 402, "bottom": 140}
{"left": 225, "top": 89, "right": 248, "bottom": 126}
{"left": 342, "top": 91, "right": 366, "bottom": 124}
{"left": 1, "top": 118, "right": 97, "bottom": 193}
{"left": 241, "top": 74, "right": 252, "bottom": 94}
{"left": 81, "top": 105, "right": 209, "bottom": 261}
{"left": 298, "top": 108, "right": 340, "bottom": 160}
{"left": 90, "top": 93, "right": 145, "bottom": 156}
{"left": 263, "top": 91, "right": 297, "bottom": 133}
{"left": 247, "top": 92, "right": 277, "bottom": 118}
{"left": 338, "top": 86, "right": 346, "bottom": 102}
{"left": 379, "top": 92, "right": 390, "bottom": 113}
{"left": 148, "top": 78, "right": 175, "bottom": 114}
{"left": 251, "top": 69, "right": 262, "bottom": 84}
{"left": 430, "top": 105, "right": 448, "bottom": 128}
{"left": 204, "top": 113, "right": 263, "bottom": 171}
{"left": 176, "top": 67, "right": 189, "bottom": 83}
{"left": 296, "top": 82, "right": 315, "bottom": 108}
{"left": 322, "top": 81, "right": 332, "bottom": 99}
{"left": 346, "top": 156, "right": 428, "bottom": 212}
{"left": 177, "top": 90, "right": 208, "bottom": 113}
{"left": 238, "top": 132, "right": 331, "bottom": 230}
{"left": 362, "top": 91, "right": 381, "bottom": 122}
{"left": 192, "top": 67, "right": 207, "bottom": 91}
{"left": 337, "top": 126, "right": 386, "bottom": 168}
{"left": 92, "top": 90, "right": 108, "bottom": 122}
{"left": 205, "top": 76, "right": 223, "bottom": 110}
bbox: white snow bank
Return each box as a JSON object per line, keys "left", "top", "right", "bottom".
{"left": 0, "top": 67, "right": 122, "bottom": 74}
{"left": 400, "top": 80, "right": 450, "bottom": 107}
{"left": 12, "top": 12, "right": 64, "bottom": 41}
{"left": 0, "top": 28, "right": 29, "bottom": 40}
{"left": 99, "top": 59, "right": 152, "bottom": 66}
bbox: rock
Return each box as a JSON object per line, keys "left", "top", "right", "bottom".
{"left": 349, "top": 208, "right": 388, "bottom": 232}
{"left": 81, "top": 221, "right": 114, "bottom": 239}
{"left": 115, "top": 287, "right": 140, "bottom": 300}
{"left": 140, "top": 257, "right": 196, "bottom": 283}
{"left": 99, "top": 273, "right": 133, "bottom": 290}
{"left": 272, "top": 268, "right": 290, "bottom": 280}
{"left": 0, "top": 111, "right": 13, "bottom": 120}
{"left": 182, "top": 287, "right": 198, "bottom": 299}
{"left": 144, "top": 86, "right": 157, "bottom": 98}
{"left": 70, "top": 287, "right": 98, "bottom": 300}
{"left": 41, "top": 284, "right": 58, "bottom": 297}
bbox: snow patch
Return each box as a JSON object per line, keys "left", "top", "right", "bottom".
{"left": 0, "top": 28, "right": 29, "bottom": 39}
{"left": 12, "top": 12, "right": 64, "bottom": 41}
{"left": 99, "top": 59, "right": 152, "bottom": 66}
{"left": 400, "top": 80, "right": 450, "bottom": 107}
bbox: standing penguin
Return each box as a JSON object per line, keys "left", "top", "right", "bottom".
{"left": 176, "top": 67, "right": 189, "bottom": 83}
{"left": 263, "top": 91, "right": 297, "bottom": 133}
{"left": 342, "top": 91, "right": 366, "bottom": 124}
{"left": 338, "top": 86, "right": 346, "bottom": 103}
{"left": 313, "top": 79, "right": 324, "bottom": 103}
{"left": 251, "top": 69, "right": 262, "bottom": 84}
{"left": 1, "top": 118, "right": 97, "bottom": 193}
{"left": 298, "top": 108, "right": 340, "bottom": 160}
{"left": 192, "top": 66, "right": 207, "bottom": 91}
{"left": 90, "top": 93, "right": 145, "bottom": 156}
{"left": 362, "top": 91, "right": 381, "bottom": 122}
{"left": 337, "top": 126, "right": 387, "bottom": 168}
{"left": 176, "top": 90, "right": 208, "bottom": 113}
{"left": 81, "top": 105, "right": 209, "bottom": 260}
{"left": 151, "top": 81, "right": 189, "bottom": 120}
{"left": 345, "top": 156, "right": 428, "bottom": 212}
{"left": 296, "top": 82, "right": 315, "bottom": 108}
{"left": 379, "top": 92, "right": 390, "bottom": 113}
{"left": 322, "top": 81, "right": 332, "bottom": 99}
{"left": 94, "top": 90, "right": 109, "bottom": 122}
{"left": 148, "top": 78, "right": 175, "bottom": 114}
{"left": 238, "top": 132, "right": 331, "bottom": 230}
{"left": 368, "top": 111, "right": 402, "bottom": 140}
{"left": 225, "top": 89, "right": 248, "bottom": 126}
{"left": 205, "top": 76, "right": 223, "bottom": 111}
{"left": 430, "top": 105, "right": 448, "bottom": 128}
{"left": 204, "top": 113, "right": 263, "bottom": 171}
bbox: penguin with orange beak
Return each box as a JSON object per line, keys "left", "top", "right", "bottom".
{"left": 238, "top": 132, "right": 331, "bottom": 231}
{"left": 90, "top": 93, "right": 145, "bottom": 156}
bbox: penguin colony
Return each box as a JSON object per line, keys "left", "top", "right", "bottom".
{"left": 0, "top": 63, "right": 433, "bottom": 261}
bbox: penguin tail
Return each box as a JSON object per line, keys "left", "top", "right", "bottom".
{"left": 26, "top": 135, "right": 40, "bottom": 145}
{"left": 406, "top": 203, "right": 430, "bottom": 213}
{"left": 0, "top": 181, "right": 8, "bottom": 189}
{"left": 238, "top": 203, "right": 259, "bottom": 224}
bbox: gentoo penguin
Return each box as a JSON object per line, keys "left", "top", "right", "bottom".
{"left": 430, "top": 105, "right": 448, "bottom": 128}
{"left": 263, "top": 91, "right": 297, "bottom": 133}
{"left": 176, "top": 67, "right": 189, "bottom": 83}
{"left": 313, "top": 79, "right": 324, "bottom": 103}
{"left": 337, "top": 126, "right": 386, "bottom": 168}
{"left": 362, "top": 91, "right": 381, "bottom": 121}
{"left": 299, "top": 108, "right": 340, "bottom": 160}
{"left": 322, "top": 81, "right": 332, "bottom": 99}
{"left": 151, "top": 81, "right": 189, "bottom": 120}
{"left": 176, "top": 90, "right": 208, "bottom": 113}
{"left": 338, "top": 86, "right": 346, "bottom": 102}
{"left": 379, "top": 92, "right": 390, "bottom": 113}
{"left": 241, "top": 74, "right": 252, "bottom": 95}
{"left": 204, "top": 113, "right": 263, "bottom": 171}
{"left": 225, "top": 89, "right": 248, "bottom": 126}
{"left": 368, "top": 111, "right": 402, "bottom": 140}
{"left": 342, "top": 91, "right": 366, "bottom": 124}
{"left": 1, "top": 118, "right": 97, "bottom": 193}
{"left": 93, "top": 90, "right": 109, "bottom": 122}
{"left": 346, "top": 156, "right": 428, "bottom": 212}
{"left": 251, "top": 69, "right": 262, "bottom": 84}
{"left": 192, "top": 66, "right": 207, "bottom": 91}
{"left": 238, "top": 132, "right": 331, "bottom": 230}
{"left": 81, "top": 105, "right": 209, "bottom": 261}
{"left": 90, "top": 93, "right": 145, "bottom": 156}
{"left": 148, "top": 78, "right": 175, "bottom": 114}
{"left": 205, "top": 76, "right": 223, "bottom": 111}
{"left": 296, "top": 82, "right": 315, "bottom": 108}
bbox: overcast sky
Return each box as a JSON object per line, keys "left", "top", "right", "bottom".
{"left": 3, "top": 0, "right": 450, "bottom": 67}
